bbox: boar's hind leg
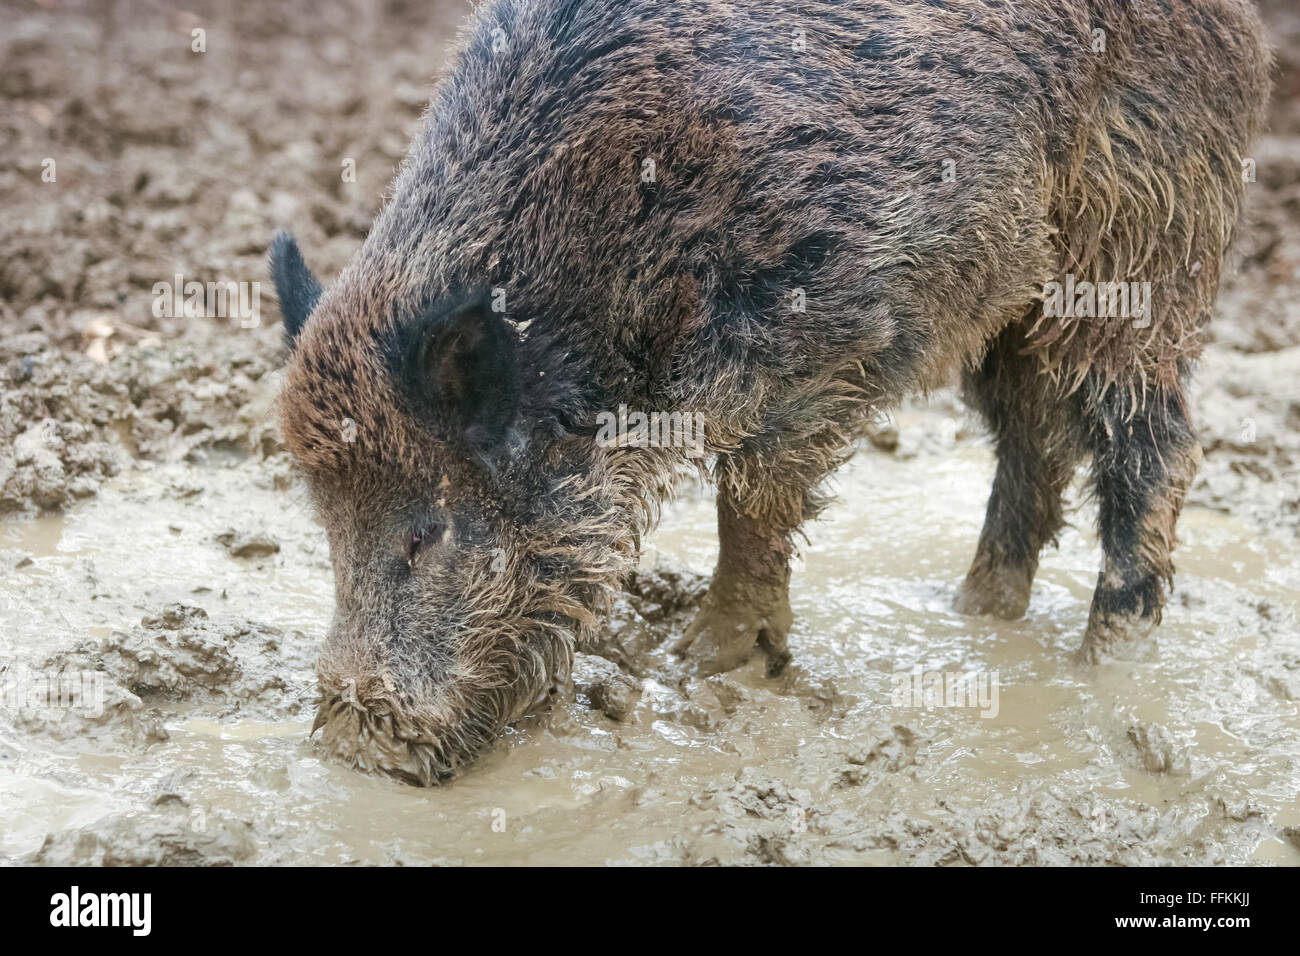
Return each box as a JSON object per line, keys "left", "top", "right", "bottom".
{"left": 1078, "top": 379, "right": 1201, "bottom": 663}
{"left": 956, "top": 325, "right": 1086, "bottom": 619}
{"left": 671, "top": 460, "right": 807, "bottom": 678}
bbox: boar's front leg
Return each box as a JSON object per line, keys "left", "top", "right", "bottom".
{"left": 671, "top": 464, "right": 801, "bottom": 677}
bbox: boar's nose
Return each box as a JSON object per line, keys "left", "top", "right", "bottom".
{"left": 311, "top": 669, "right": 457, "bottom": 785}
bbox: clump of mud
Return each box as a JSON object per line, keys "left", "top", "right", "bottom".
{"left": 583, "top": 563, "right": 708, "bottom": 674}
{"left": 8, "top": 665, "right": 170, "bottom": 751}
{"left": 7, "top": 602, "right": 316, "bottom": 759}
{"left": 91, "top": 604, "right": 312, "bottom": 714}
{"left": 0, "top": 339, "right": 284, "bottom": 515}
{"left": 33, "top": 790, "right": 258, "bottom": 866}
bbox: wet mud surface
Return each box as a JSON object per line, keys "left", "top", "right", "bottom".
{"left": 2, "top": 0, "right": 1299, "bottom": 865}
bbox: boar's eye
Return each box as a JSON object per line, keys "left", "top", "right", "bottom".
{"left": 407, "top": 517, "right": 449, "bottom": 566}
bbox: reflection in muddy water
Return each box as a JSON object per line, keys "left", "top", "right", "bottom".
{"left": 2, "top": 399, "right": 1297, "bottom": 866}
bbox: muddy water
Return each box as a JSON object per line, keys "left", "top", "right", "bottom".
{"left": 2, "top": 398, "right": 1297, "bottom": 866}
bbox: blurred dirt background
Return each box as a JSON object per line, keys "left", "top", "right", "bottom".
{"left": 1, "top": 0, "right": 1298, "bottom": 865}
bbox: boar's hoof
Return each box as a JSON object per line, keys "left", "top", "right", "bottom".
{"left": 672, "top": 587, "right": 793, "bottom": 677}
{"left": 1078, "top": 610, "right": 1160, "bottom": 664}
{"left": 953, "top": 564, "right": 1032, "bottom": 620}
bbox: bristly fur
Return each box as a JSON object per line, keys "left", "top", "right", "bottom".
{"left": 276, "top": 0, "right": 1270, "bottom": 782}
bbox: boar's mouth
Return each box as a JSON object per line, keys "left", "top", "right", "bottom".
{"left": 312, "top": 693, "right": 495, "bottom": 786}
{"left": 310, "top": 619, "right": 577, "bottom": 786}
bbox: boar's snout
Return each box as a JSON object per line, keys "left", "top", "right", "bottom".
{"left": 310, "top": 633, "right": 470, "bottom": 786}
{"left": 312, "top": 666, "right": 495, "bottom": 786}
{"left": 309, "top": 604, "right": 571, "bottom": 786}
{"left": 312, "top": 683, "right": 457, "bottom": 787}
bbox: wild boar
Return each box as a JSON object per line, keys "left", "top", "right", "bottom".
{"left": 272, "top": 0, "right": 1270, "bottom": 783}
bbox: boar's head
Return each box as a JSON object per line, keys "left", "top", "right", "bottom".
{"left": 270, "top": 232, "right": 633, "bottom": 784}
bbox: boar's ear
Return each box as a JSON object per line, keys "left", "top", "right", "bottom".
{"left": 417, "top": 292, "right": 520, "bottom": 452}
{"left": 269, "top": 231, "right": 322, "bottom": 346}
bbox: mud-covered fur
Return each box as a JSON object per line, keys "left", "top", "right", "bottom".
{"left": 274, "top": 0, "right": 1269, "bottom": 782}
